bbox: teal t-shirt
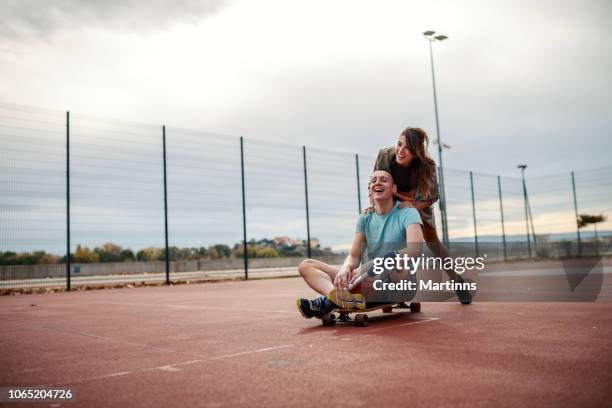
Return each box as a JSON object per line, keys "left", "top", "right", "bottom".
{"left": 356, "top": 202, "right": 422, "bottom": 260}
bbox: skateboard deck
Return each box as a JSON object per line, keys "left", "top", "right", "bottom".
{"left": 321, "top": 302, "right": 421, "bottom": 327}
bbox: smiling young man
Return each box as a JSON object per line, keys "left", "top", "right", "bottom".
{"left": 296, "top": 170, "right": 424, "bottom": 319}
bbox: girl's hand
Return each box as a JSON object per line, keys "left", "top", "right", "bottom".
{"left": 398, "top": 201, "right": 415, "bottom": 209}
{"left": 361, "top": 206, "right": 375, "bottom": 214}
{"left": 394, "top": 190, "right": 416, "bottom": 202}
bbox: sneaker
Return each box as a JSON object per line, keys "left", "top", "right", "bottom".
{"left": 455, "top": 276, "right": 473, "bottom": 305}
{"left": 327, "top": 289, "right": 366, "bottom": 310}
{"left": 296, "top": 296, "right": 335, "bottom": 319}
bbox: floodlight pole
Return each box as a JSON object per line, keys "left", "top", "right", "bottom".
{"left": 424, "top": 31, "right": 449, "bottom": 245}
{"left": 518, "top": 165, "right": 532, "bottom": 258}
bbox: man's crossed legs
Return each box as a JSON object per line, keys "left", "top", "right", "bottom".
{"left": 296, "top": 259, "right": 367, "bottom": 319}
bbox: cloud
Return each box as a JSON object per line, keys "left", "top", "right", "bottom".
{"left": 0, "top": 0, "right": 230, "bottom": 39}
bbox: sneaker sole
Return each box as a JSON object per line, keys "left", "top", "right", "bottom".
{"left": 457, "top": 278, "right": 475, "bottom": 304}
{"left": 458, "top": 295, "right": 472, "bottom": 305}
{"left": 327, "top": 289, "right": 366, "bottom": 310}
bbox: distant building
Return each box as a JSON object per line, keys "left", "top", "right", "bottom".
{"left": 273, "top": 236, "right": 292, "bottom": 247}
{"left": 274, "top": 236, "right": 320, "bottom": 249}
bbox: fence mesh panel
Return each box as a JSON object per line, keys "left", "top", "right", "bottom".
{"left": 0, "top": 104, "right": 66, "bottom": 289}
{"left": 70, "top": 113, "right": 164, "bottom": 287}
{"left": 1, "top": 103, "right": 611, "bottom": 290}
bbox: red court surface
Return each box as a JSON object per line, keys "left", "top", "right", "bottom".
{"left": 1, "top": 276, "right": 611, "bottom": 408}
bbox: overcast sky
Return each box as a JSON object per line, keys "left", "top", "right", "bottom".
{"left": 1, "top": 0, "right": 610, "bottom": 178}
{"left": 1, "top": 0, "right": 611, "bottom": 254}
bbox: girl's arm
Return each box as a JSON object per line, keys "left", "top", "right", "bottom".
{"left": 394, "top": 190, "right": 432, "bottom": 211}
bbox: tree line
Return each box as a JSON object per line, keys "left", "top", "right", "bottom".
{"left": 0, "top": 238, "right": 332, "bottom": 266}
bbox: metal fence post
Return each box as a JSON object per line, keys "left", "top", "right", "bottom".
{"left": 355, "top": 154, "right": 362, "bottom": 213}
{"left": 240, "top": 136, "right": 249, "bottom": 279}
{"left": 302, "top": 146, "right": 312, "bottom": 258}
{"left": 520, "top": 171, "right": 532, "bottom": 258}
{"left": 162, "top": 126, "right": 170, "bottom": 285}
{"left": 469, "top": 171, "right": 479, "bottom": 257}
{"left": 497, "top": 176, "right": 508, "bottom": 262}
{"left": 571, "top": 171, "right": 582, "bottom": 256}
{"left": 437, "top": 166, "right": 449, "bottom": 246}
{"left": 527, "top": 191, "right": 537, "bottom": 255}
{"left": 66, "top": 111, "right": 71, "bottom": 291}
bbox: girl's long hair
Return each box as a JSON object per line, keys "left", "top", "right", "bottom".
{"left": 398, "top": 127, "right": 437, "bottom": 199}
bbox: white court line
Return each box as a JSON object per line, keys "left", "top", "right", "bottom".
{"left": 156, "top": 365, "right": 182, "bottom": 373}
{"left": 363, "top": 317, "right": 440, "bottom": 333}
{"left": 151, "top": 359, "right": 202, "bottom": 370}
{"left": 397, "top": 318, "right": 441, "bottom": 327}
{"left": 207, "top": 345, "right": 292, "bottom": 361}
{"left": 93, "top": 300, "right": 295, "bottom": 314}
{"left": 58, "top": 370, "right": 135, "bottom": 384}
{"left": 44, "top": 345, "right": 292, "bottom": 387}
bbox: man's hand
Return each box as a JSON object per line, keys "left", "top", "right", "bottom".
{"left": 334, "top": 265, "right": 351, "bottom": 289}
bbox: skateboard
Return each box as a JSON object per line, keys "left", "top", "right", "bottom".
{"left": 321, "top": 302, "right": 421, "bottom": 327}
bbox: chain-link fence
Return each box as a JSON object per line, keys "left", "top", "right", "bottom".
{"left": 1, "top": 103, "right": 610, "bottom": 290}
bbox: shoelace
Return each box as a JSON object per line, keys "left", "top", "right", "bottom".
{"left": 309, "top": 296, "right": 326, "bottom": 310}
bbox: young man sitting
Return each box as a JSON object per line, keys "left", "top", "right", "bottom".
{"left": 297, "top": 170, "right": 424, "bottom": 318}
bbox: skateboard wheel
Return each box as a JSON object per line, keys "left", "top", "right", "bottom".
{"left": 409, "top": 302, "right": 421, "bottom": 313}
{"left": 338, "top": 313, "right": 351, "bottom": 322}
{"left": 354, "top": 314, "right": 368, "bottom": 327}
{"left": 322, "top": 313, "right": 336, "bottom": 327}
{"left": 382, "top": 305, "right": 393, "bottom": 313}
